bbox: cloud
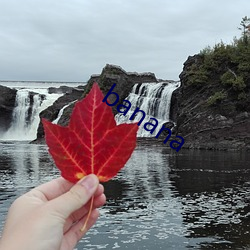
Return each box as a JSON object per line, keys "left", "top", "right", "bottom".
{"left": 0, "top": 0, "right": 249, "bottom": 81}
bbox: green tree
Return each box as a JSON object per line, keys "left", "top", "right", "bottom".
{"left": 238, "top": 16, "right": 250, "bottom": 44}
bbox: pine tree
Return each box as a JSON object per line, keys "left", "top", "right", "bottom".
{"left": 238, "top": 16, "right": 250, "bottom": 44}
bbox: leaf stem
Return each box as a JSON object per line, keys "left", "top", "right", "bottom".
{"left": 80, "top": 196, "right": 94, "bottom": 232}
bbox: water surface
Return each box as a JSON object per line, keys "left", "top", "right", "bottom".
{"left": 0, "top": 141, "right": 250, "bottom": 249}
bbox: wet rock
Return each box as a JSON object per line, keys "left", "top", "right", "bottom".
{"left": 235, "top": 112, "right": 249, "bottom": 122}
{"left": 48, "top": 85, "right": 85, "bottom": 94}
{"left": 0, "top": 85, "right": 17, "bottom": 133}
{"left": 35, "top": 88, "right": 85, "bottom": 140}
{"left": 48, "top": 86, "right": 73, "bottom": 94}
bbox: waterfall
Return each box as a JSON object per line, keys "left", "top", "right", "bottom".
{"left": 115, "top": 81, "right": 180, "bottom": 137}
{"left": 1, "top": 89, "right": 62, "bottom": 141}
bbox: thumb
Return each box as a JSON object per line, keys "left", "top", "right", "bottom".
{"left": 48, "top": 174, "right": 99, "bottom": 219}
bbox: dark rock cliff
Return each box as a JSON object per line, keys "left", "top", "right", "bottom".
{"left": 0, "top": 85, "right": 17, "bottom": 133}
{"left": 86, "top": 64, "right": 158, "bottom": 115}
{"left": 173, "top": 54, "right": 250, "bottom": 150}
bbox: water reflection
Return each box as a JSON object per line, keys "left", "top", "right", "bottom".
{"left": 169, "top": 150, "right": 250, "bottom": 249}
{"left": 0, "top": 142, "right": 250, "bottom": 249}
{"left": 0, "top": 142, "right": 58, "bottom": 230}
{"left": 83, "top": 146, "right": 189, "bottom": 249}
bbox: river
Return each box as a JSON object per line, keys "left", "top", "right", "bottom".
{"left": 0, "top": 140, "right": 250, "bottom": 249}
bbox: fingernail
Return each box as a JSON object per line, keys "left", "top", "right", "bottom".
{"left": 78, "top": 174, "right": 98, "bottom": 191}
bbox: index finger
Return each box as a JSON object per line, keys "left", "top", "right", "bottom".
{"left": 34, "top": 177, "right": 74, "bottom": 201}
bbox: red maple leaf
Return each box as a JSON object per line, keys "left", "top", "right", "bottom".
{"left": 42, "top": 82, "right": 138, "bottom": 183}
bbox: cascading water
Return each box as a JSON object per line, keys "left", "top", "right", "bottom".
{"left": 115, "top": 81, "right": 180, "bottom": 137}
{"left": 1, "top": 89, "right": 62, "bottom": 141}
{"left": 8, "top": 90, "right": 31, "bottom": 136}
{"left": 0, "top": 80, "right": 178, "bottom": 141}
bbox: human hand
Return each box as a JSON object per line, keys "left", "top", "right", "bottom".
{"left": 0, "top": 174, "right": 106, "bottom": 250}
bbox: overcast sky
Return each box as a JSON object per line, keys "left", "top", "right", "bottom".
{"left": 0, "top": 0, "right": 249, "bottom": 82}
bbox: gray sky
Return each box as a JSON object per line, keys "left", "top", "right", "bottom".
{"left": 0, "top": 0, "right": 249, "bottom": 82}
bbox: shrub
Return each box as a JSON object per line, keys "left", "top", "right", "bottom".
{"left": 207, "top": 91, "right": 228, "bottom": 106}
{"left": 221, "top": 71, "right": 235, "bottom": 86}
{"left": 233, "top": 76, "right": 246, "bottom": 91}
{"left": 238, "top": 61, "right": 250, "bottom": 77}
{"left": 238, "top": 91, "right": 247, "bottom": 100}
{"left": 200, "top": 46, "right": 213, "bottom": 55}
{"left": 186, "top": 64, "right": 209, "bottom": 86}
{"left": 221, "top": 71, "right": 246, "bottom": 91}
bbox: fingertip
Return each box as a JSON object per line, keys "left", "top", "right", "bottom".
{"left": 93, "top": 193, "right": 106, "bottom": 208}
{"left": 100, "top": 193, "right": 106, "bottom": 206}
{"left": 99, "top": 183, "right": 104, "bottom": 193}
{"left": 78, "top": 174, "right": 99, "bottom": 193}
{"left": 94, "top": 184, "right": 104, "bottom": 197}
